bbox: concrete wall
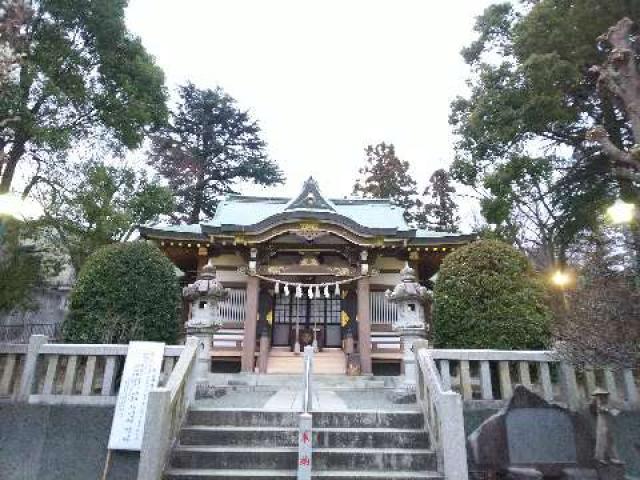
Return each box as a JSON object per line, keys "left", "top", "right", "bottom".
{"left": 463, "top": 408, "right": 640, "bottom": 477}
{"left": 0, "top": 404, "right": 138, "bottom": 480}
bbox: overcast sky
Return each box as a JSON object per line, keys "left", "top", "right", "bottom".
{"left": 126, "top": 0, "right": 494, "bottom": 209}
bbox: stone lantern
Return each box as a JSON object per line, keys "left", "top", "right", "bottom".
{"left": 386, "top": 264, "right": 432, "bottom": 401}
{"left": 183, "top": 259, "right": 228, "bottom": 378}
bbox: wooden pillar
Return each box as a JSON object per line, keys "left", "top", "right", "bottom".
{"left": 241, "top": 277, "right": 259, "bottom": 372}
{"left": 357, "top": 278, "right": 372, "bottom": 375}
{"left": 258, "top": 330, "right": 270, "bottom": 373}
{"left": 196, "top": 247, "right": 208, "bottom": 272}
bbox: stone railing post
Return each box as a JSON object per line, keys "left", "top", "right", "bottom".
{"left": 623, "top": 368, "right": 640, "bottom": 408}
{"left": 186, "top": 327, "right": 214, "bottom": 380}
{"left": 559, "top": 362, "right": 581, "bottom": 411}
{"left": 16, "top": 334, "right": 47, "bottom": 402}
{"left": 137, "top": 388, "right": 172, "bottom": 480}
{"left": 438, "top": 391, "right": 469, "bottom": 480}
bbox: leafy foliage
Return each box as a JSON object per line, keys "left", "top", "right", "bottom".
{"left": 415, "top": 169, "right": 459, "bottom": 232}
{"left": 433, "top": 240, "right": 551, "bottom": 349}
{"left": 0, "top": 218, "right": 42, "bottom": 313}
{"left": 352, "top": 142, "right": 418, "bottom": 222}
{"left": 39, "top": 160, "right": 174, "bottom": 272}
{"left": 450, "top": 1, "right": 640, "bottom": 265}
{"left": 149, "top": 83, "right": 283, "bottom": 223}
{"left": 63, "top": 242, "right": 181, "bottom": 344}
{"left": 0, "top": 0, "right": 167, "bottom": 193}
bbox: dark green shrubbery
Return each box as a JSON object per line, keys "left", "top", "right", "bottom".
{"left": 433, "top": 240, "right": 551, "bottom": 350}
{"left": 64, "top": 242, "right": 181, "bottom": 344}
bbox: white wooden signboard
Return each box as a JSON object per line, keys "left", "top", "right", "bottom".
{"left": 108, "top": 341, "right": 165, "bottom": 451}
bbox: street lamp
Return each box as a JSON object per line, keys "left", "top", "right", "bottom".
{"left": 0, "top": 193, "right": 42, "bottom": 221}
{"left": 606, "top": 199, "right": 639, "bottom": 287}
{"left": 551, "top": 269, "right": 572, "bottom": 289}
{"left": 0, "top": 193, "right": 43, "bottom": 240}
{"left": 606, "top": 199, "right": 636, "bottom": 225}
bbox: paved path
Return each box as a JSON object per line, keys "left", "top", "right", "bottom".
{"left": 195, "top": 378, "right": 420, "bottom": 412}
{"left": 263, "top": 389, "right": 347, "bottom": 411}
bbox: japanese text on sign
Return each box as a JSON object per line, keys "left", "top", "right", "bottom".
{"left": 108, "top": 341, "right": 165, "bottom": 451}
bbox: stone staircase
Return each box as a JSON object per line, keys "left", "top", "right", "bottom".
{"left": 163, "top": 408, "right": 441, "bottom": 479}
{"left": 267, "top": 348, "right": 346, "bottom": 375}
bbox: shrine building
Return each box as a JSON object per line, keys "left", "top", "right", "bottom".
{"left": 140, "top": 177, "right": 474, "bottom": 375}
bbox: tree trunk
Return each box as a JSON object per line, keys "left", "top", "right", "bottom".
{"left": 189, "top": 161, "right": 206, "bottom": 224}
{"left": 0, "top": 139, "right": 25, "bottom": 193}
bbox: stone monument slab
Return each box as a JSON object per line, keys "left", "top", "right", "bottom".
{"left": 506, "top": 408, "right": 577, "bottom": 464}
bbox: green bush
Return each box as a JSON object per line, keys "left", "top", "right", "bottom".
{"left": 64, "top": 242, "right": 181, "bottom": 344}
{"left": 433, "top": 240, "right": 551, "bottom": 349}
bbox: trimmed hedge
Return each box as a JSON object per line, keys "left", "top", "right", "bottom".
{"left": 63, "top": 242, "right": 180, "bottom": 344}
{"left": 433, "top": 240, "right": 551, "bottom": 350}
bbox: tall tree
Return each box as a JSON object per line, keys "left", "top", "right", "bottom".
{"left": 0, "top": 0, "right": 27, "bottom": 90}
{"left": 149, "top": 83, "right": 283, "bottom": 224}
{"left": 0, "top": 218, "right": 43, "bottom": 314}
{"left": 450, "top": 1, "right": 640, "bottom": 266}
{"left": 352, "top": 142, "right": 418, "bottom": 221}
{"left": 0, "top": 0, "right": 167, "bottom": 194}
{"left": 416, "top": 169, "right": 459, "bottom": 232}
{"left": 39, "top": 160, "right": 174, "bottom": 272}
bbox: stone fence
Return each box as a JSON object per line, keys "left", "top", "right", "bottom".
{"left": 138, "top": 337, "right": 200, "bottom": 480}
{"left": 415, "top": 346, "right": 640, "bottom": 480}
{"left": 429, "top": 349, "right": 640, "bottom": 410}
{"left": 0, "top": 335, "right": 184, "bottom": 405}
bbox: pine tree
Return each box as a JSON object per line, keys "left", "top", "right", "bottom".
{"left": 352, "top": 142, "right": 418, "bottom": 222}
{"left": 417, "top": 169, "right": 459, "bottom": 232}
{"left": 149, "top": 83, "right": 284, "bottom": 223}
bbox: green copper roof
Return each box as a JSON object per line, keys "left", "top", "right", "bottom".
{"left": 206, "top": 195, "right": 410, "bottom": 231}
{"left": 140, "top": 177, "right": 473, "bottom": 244}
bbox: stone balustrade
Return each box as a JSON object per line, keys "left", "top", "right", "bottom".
{"left": 415, "top": 344, "right": 468, "bottom": 480}
{"left": 0, "top": 335, "right": 184, "bottom": 405}
{"left": 414, "top": 346, "right": 640, "bottom": 480}
{"left": 429, "top": 349, "right": 640, "bottom": 410}
{"left": 138, "top": 337, "right": 200, "bottom": 480}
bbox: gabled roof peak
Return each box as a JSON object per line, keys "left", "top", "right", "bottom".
{"left": 284, "top": 176, "right": 336, "bottom": 212}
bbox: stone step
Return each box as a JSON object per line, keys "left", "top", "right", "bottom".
{"left": 186, "top": 409, "right": 424, "bottom": 429}
{"left": 268, "top": 348, "right": 345, "bottom": 356}
{"left": 179, "top": 426, "right": 429, "bottom": 449}
{"left": 164, "top": 469, "right": 443, "bottom": 480}
{"left": 199, "top": 373, "right": 393, "bottom": 390}
{"left": 267, "top": 351, "right": 346, "bottom": 375}
{"left": 169, "top": 446, "right": 437, "bottom": 471}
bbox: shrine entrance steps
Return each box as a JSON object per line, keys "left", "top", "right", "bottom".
{"left": 163, "top": 407, "right": 441, "bottom": 480}
{"left": 266, "top": 347, "right": 346, "bottom": 375}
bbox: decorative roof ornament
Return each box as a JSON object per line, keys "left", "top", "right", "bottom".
{"left": 285, "top": 176, "right": 337, "bottom": 212}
